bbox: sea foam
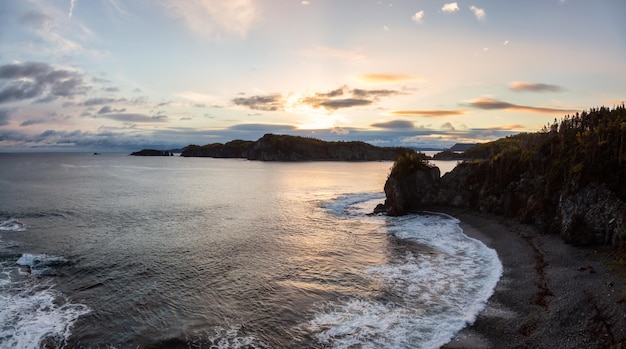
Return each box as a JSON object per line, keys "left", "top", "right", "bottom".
{"left": 0, "top": 218, "right": 26, "bottom": 231}
{"left": 311, "top": 195, "right": 503, "bottom": 348}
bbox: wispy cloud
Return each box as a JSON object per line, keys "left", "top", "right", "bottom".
{"left": 412, "top": 11, "right": 424, "bottom": 24}
{"left": 442, "top": 3, "right": 459, "bottom": 13}
{"left": 467, "top": 98, "right": 577, "bottom": 114}
{"left": 99, "top": 113, "right": 169, "bottom": 123}
{"left": 69, "top": 0, "right": 78, "bottom": 18}
{"left": 508, "top": 81, "right": 565, "bottom": 93}
{"left": 163, "top": 0, "right": 258, "bottom": 38}
{"left": 359, "top": 73, "right": 418, "bottom": 83}
{"left": 469, "top": 6, "right": 486, "bottom": 21}
{"left": 390, "top": 109, "right": 467, "bottom": 117}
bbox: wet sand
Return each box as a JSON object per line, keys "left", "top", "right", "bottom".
{"left": 439, "top": 207, "right": 626, "bottom": 349}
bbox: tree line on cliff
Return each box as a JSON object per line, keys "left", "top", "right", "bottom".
{"left": 383, "top": 104, "right": 626, "bottom": 247}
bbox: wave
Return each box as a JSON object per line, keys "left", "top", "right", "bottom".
{"left": 0, "top": 254, "right": 90, "bottom": 348}
{"left": 311, "top": 195, "right": 503, "bottom": 348}
{"left": 0, "top": 218, "right": 26, "bottom": 232}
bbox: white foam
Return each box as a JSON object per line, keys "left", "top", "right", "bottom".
{"left": 311, "top": 195, "right": 503, "bottom": 348}
{"left": 0, "top": 280, "right": 90, "bottom": 348}
{"left": 0, "top": 218, "right": 26, "bottom": 231}
{"left": 187, "top": 324, "right": 269, "bottom": 349}
{"left": 322, "top": 193, "right": 385, "bottom": 217}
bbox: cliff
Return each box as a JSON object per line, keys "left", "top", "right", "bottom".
{"left": 181, "top": 134, "right": 418, "bottom": 161}
{"left": 380, "top": 105, "right": 626, "bottom": 247}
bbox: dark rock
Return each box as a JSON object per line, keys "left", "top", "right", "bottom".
{"left": 130, "top": 149, "right": 172, "bottom": 156}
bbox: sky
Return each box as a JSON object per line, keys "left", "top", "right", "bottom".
{"left": 0, "top": 0, "right": 625, "bottom": 152}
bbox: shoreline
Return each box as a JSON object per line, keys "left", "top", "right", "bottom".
{"left": 437, "top": 207, "right": 626, "bottom": 349}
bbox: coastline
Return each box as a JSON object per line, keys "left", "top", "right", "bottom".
{"left": 438, "top": 207, "right": 626, "bottom": 349}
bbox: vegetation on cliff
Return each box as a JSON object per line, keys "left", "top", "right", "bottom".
{"left": 382, "top": 105, "right": 626, "bottom": 247}
{"left": 181, "top": 134, "right": 418, "bottom": 161}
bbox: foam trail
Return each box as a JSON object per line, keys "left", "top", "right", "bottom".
{"left": 312, "top": 195, "right": 503, "bottom": 348}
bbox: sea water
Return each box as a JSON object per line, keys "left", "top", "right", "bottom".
{"left": 0, "top": 153, "right": 501, "bottom": 348}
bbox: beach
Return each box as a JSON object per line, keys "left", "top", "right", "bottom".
{"left": 441, "top": 208, "right": 626, "bottom": 349}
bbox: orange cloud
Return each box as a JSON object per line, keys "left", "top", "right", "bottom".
{"left": 359, "top": 73, "right": 417, "bottom": 83}
{"left": 389, "top": 109, "right": 468, "bottom": 117}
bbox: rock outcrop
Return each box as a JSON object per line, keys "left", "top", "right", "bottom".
{"left": 380, "top": 159, "right": 626, "bottom": 247}
{"left": 130, "top": 149, "right": 173, "bottom": 156}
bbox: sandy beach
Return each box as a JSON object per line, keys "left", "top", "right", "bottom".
{"left": 439, "top": 207, "right": 626, "bottom": 349}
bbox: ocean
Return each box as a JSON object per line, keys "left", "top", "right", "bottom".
{"left": 0, "top": 153, "right": 501, "bottom": 348}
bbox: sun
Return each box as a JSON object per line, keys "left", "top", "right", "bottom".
{"left": 283, "top": 93, "right": 339, "bottom": 130}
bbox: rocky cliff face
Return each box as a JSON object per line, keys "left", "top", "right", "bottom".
{"left": 381, "top": 161, "right": 626, "bottom": 247}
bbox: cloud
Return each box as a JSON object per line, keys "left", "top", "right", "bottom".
{"left": 19, "top": 11, "right": 53, "bottom": 29}
{"left": 82, "top": 97, "right": 127, "bottom": 106}
{"left": 442, "top": 3, "right": 459, "bottom": 13}
{"left": 508, "top": 81, "right": 565, "bottom": 93}
{"left": 99, "top": 113, "right": 169, "bottom": 123}
{"left": 299, "top": 85, "right": 401, "bottom": 111}
{"left": 0, "top": 62, "right": 89, "bottom": 104}
{"left": 97, "top": 106, "right": 126, "bottom": 114}
{"left": 390, "top": 109, "right": 467, "bottom": 117}
{"left": 441, "top": 122, "right": 455, "bottom": 131}
{"left": 233, "top": 85, "right": 402, "bottom": 113}
{"left": 20, "top": 119, "right": 47, "bottom": 127}
{"left": 232, "top": 94, "right": 284, "bottom": 111}
{"left": 0, "top": 109, "right": 10, "bottom": 126}
{"left": 330, "top": 127, "right": 350, "bottom": 135}
{"left": 371, "top": 120, "right": 414, "bottom": 129}
{"left": 469, "top": 6, "right": 486, "bottom": 21}
{"left": 163, "top": 0, "right": 258, "bottom": 38}
{"left": 412, "top": 11, "right": 424, "bottom": 24}
{"left": 69, "top": 0, "right": 78, "bottom": 18}
{"left": 467, "top": 98, "right": 578, "bottom": 114}
{"left": 301, "top": 1, "right": 310, "bottom": 5}
{"left": 359, "top": 73, "right": 417, "bottom": 83}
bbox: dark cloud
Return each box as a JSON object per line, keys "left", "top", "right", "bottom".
{"left": 104, "top": 87, "right": 120, "bottom": 93}
{"left": 371, "top": 120, "right": 414, "bottom": 129}
{"left": 233, "top": 85, "right": 402, "bottom": 112}
{"left": 20, "top": 119, "right": 47, "bottom": 127}
{"left": 0, "top": 108, "right": 10, "bottom": 126}
{"left": 100, "top": 113, "right": 169, "bottom": 123}
{"left": 299, "top": 86, "right": 401, "bottom": 111}
{"left": 318, "top": 98, "right": 372, "bottom": 110}
{"left": 232, "top": 94, "right": 284, "bottom": 111}
{"left": 92, "top": 77, "right": 112, "bottom": 84}
{"left": 19, "top": 11, "right": 53, "bottom": 29}
{"left": 467, "top": 98, "right": 578, "bottom": 114}
{"left": 83, "top": 97, "right": 125, "bottom": 106}
{"left": 97, "top": 106, "right": 126, "bottom": 114}
{"left": 508, "top": 81, "right": 565, "bottom": 93}
{"left": 0, "top": 62, "right": 89, "bottom": 104}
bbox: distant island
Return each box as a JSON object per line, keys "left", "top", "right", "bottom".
{"left": 146, "top": 134, "right": 422, "bottom": 161}
{"left": 130, "top": 149, "right": 173, "bottom": 156}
